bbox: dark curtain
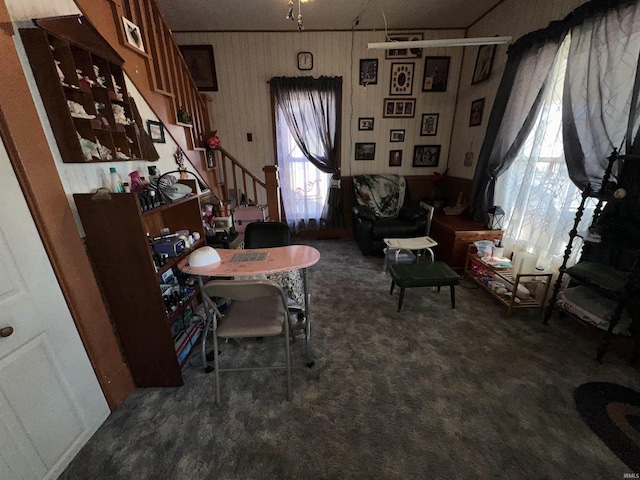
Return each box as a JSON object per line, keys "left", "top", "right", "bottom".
{"left": 470, "top": 0, "right": 639, "bottom": 222}
{"left": 563, "top": 0, "right": 640, "bottom": 189}
{"left": 469, "top": 39, "right": 565, "bottom": 221}
{"left": 270, "top": 76, "right": 343, "bottom": 226}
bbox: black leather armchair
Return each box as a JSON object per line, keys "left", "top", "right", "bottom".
{"left": 352, "top": 178, "right": 430, "bottom": 256}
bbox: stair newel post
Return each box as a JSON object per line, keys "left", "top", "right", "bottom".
{"left": 263, "top": 165, "right": 282, "bottom": 223}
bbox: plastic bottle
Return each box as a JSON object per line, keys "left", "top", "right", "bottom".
{"left": 148, "top": 190, "right": 158, "bottom": 209}
{"left": 109, "top": 167, "right": 124, "bottom": 193}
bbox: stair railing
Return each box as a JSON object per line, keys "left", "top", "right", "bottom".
{"left": 214, "top": 146, "right": 282, "bottom": 222}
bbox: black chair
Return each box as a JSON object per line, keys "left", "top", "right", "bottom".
{"left": 243, "top": 222, "right": 314, "bottom": 366}
{"left": 244, "top": 221, "right": 291, "bottom": 248}
{"left": 352, "top": 177, "right": 430, "bottom": 256}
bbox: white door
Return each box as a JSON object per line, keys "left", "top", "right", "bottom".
{"left": 0, "top": 136, "right": 109, "bottom": 480}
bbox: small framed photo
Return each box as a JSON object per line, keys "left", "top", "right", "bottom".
{"left": 413, "top": 145, "right": 441, "bottom": 167}
{"left": 355, "top": 142, "right": 376, "bottom": 161}
{"left": 358, "top": 117, "right": 374, "bottom": 131}
{"left": 472, "top": 44, "right": 496, "bottom": 85}
{"left": 389, "top": 63, "right": 415, "bottom": 96}
{"left": 383, "top": 98, "right": 416, "bottom": 118}
{"left": 359, "top": 59, "right": 378, "bottom": 85}
{"left": 470, "top": 98, "right": 485, "bottom": 127}
{"left": 385, "top": 33, "right": 424, "bottom": 59}
{"left": 390, "top": 129, "right": 405, "bottom": 142}
{"left": 147, "top": 120, "right": 165, "bottom": 143}
{"left": 420, "top": 113, "right": 439, "bottom": 136}
{"left": 389, "top": 150, "right": 402, "bottom": 167}
{"left": 122, "top": 17, "right": 145, "bottom": 53}
{"left": 422, "top": 56, "right": 450, "bottom": 92}
{"left": 179, "top": 45, "right": 219, "bottom": 91}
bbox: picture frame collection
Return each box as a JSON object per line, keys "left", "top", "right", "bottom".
{"left": 355, "top": 34, "right": 496, "bottom": 164}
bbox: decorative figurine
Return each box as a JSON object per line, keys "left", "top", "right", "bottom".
{"left": 93, "top": 65, "right": 107, "bottom": 87}
{"left": 175, "top": 149, "right": 188, "bottom": 179}
{"left": 77, "top": 131, "right": 99, "bottom": 161}
{"left": 115, "top": 147, "right": 130, "bottom": 160}
{"left": 177, "top": 106, "right": 192, "bottom": 124}
{"left": 96, "top": 139, "right": 113, "bottom": 161}
{"left": 55, "top": 60, "right": 66, "bottom": 85}
{"left": 112, "top": 104, "right": 132, "bottom": 125}
{"left": 76, "top": 68, "right": 94, "bottom": 86}
{"left": 111, "top": 74, "right": 124, "bottom": 101}
{"left": 67, "top": 100, "right": 96, "bottom": 119}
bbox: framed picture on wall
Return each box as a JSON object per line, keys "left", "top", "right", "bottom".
{"left": 359, "top": 59, "right": 378, "bottom": 85}
{"left": 383, "top": 98, "right": 416, "bottom": 118}
{"left": 413, "top": 145, "right": 441, "bottom": 167}
{"left": 422, "top": 56, "right": 450, "bottom": 92}
{"left": 470, "top": 98, "right": 485, "bottom": 126}
{"left": 389, "top": 63, "right": 414, "bottom": 96}
{"left": 178, "top": 45, "right": 219, "bottom": 91}
{"left": 358, "top": 117, "right": 374, "bottom": 131}
{"left": 389, "top": 150, "right": 402, "bottom": 167}
{"left": 390, "top": 129, "right": 405, "bottom": 142}
{"left": 385, "top": 33, "right": 424, "bottom": 59}
{"left": 355, "top": 142, "right": 376, "bottom": 160}
{"left": 471, "top": 44, "right": 496, "bottom": 85}
{"left": 420, "top": 113, "right": 439, "bottom": 136}
{"left": 147, "top": 120, "right": 165, "bottom": 143}
{"left": 122, "top": 17, "right": 145, "bottom": 53}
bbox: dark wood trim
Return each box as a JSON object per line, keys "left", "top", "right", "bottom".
{"left": 0, "top": 1, "right": 134, "bottom": 410}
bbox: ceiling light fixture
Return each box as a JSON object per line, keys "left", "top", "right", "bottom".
{"left": 286, "top": 0, "right": 304, "bottom": 30}
{"left": 367, "top": 36, "right": 512, "bottom": 50}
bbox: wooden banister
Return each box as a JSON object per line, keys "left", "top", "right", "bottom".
{"left": 214, "top": 146, "right": 282, "bottom": 222}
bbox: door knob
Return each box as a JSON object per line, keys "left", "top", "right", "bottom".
{"left": 0, "top": 326, "right": 14, "bottom": 338}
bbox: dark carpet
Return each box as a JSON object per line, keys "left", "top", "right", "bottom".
{"left": 60, "top": 239, "right": 640, "bottom": 480}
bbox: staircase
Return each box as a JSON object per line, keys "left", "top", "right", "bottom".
{"left": 76, "top": 0, "right": 280, "bottom": 220}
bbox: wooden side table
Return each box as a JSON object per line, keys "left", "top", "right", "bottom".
{"left": 429, "top": 215, "right": 503, "bottom": 272}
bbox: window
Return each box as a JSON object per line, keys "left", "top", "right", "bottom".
{"left": 494, "top": 37, "right": 597, "bottom": 269}
{"left": 275, "top": 107, "right": 331, "bottom": 231}
{"left": 271, "top": 77, "right": 341, "bottom": 232}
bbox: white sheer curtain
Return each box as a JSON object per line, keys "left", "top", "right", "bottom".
{"left": 275, "top": 106, "right": 331, "bottom": 231}
{"left": 494, "top": 37, "right": 598, "bottom": 270}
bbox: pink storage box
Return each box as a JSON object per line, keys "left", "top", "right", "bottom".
{"left": 233, "top": 205, "right": 269, "bottom": 233}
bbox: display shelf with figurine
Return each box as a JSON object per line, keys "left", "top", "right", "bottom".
{"left": 19, "top": 16, "right": 144, "bottom": 163}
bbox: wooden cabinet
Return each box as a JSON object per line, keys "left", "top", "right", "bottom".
{"left": 429, "top": 215, "right": 503, "bottom": 271}
{"left": 20, "top": 16, "right": 145, "bottom": 163}
{"left": 74, "top": 189, "right": 206, "bottom": 387}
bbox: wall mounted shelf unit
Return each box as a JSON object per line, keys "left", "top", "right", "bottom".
{"left": 20, "top": 16, "right": 145, "bottom": 163}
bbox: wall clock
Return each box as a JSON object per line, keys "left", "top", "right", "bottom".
{"left": 389, "top": 62, "right": 414, "bottom": 96}
{"left": 297, "top": 51, "right": 313, "bottom": 71}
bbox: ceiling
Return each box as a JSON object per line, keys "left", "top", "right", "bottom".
{"left": 156, "top": 0, "right": 504, "bottom": 32}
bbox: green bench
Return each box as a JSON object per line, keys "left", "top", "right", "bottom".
{"left": 389, "top": 262, "right": 460, "bottom": 312}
